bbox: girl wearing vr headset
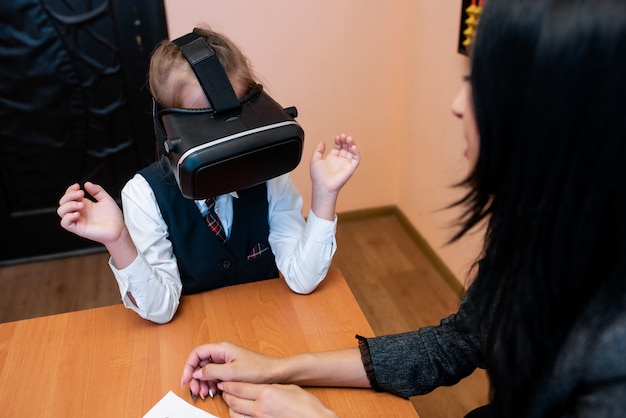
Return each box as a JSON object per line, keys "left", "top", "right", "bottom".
{"left": 178, "top": 0, "right": 626, "bottom": 417}
{"left": 58, "top": 27, "right": 360, "bottom": 324}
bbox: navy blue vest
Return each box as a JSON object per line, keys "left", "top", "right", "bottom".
{"left": 138, "top": 160, "right": 279, "bottom": 295}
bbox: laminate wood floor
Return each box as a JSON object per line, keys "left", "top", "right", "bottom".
{"left": 332, "top": 213, "right": 489, "bottom": 418}
{"left": 0, "top": 213, "right": 489, "bottom": 418}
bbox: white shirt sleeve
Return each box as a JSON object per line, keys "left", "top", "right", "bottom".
{"left": 109, "top": 174, "right": 182, "bottom": 324}
{"left": 267, "top": 174, "right": 337, "bottom": 294}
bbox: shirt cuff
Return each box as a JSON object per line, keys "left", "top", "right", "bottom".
{"left": 305, "top": 209, "right": 337, "bottom": 241}
{"left": 109, "top": 254, "right": 152, "bottom": 296}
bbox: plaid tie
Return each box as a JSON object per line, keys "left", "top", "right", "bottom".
{"left": 205, "top": 197, "right": 227, "bottom": 244}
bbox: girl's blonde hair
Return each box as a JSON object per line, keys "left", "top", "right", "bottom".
{"left": 148, "top": 26, "right": 256, "bottom": 108}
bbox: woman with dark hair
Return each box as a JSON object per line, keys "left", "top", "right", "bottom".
{"left": 179, "top": 1, "right": 626, "bottom": 416}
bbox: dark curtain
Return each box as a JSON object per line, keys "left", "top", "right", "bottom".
{"left": 0, "top": 0, "right": 168, "bottom": 263}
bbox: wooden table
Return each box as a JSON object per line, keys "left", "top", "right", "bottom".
{"left": 0, "top": 268, "right": 418, "bottom": 417}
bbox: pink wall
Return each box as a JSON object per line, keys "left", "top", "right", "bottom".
{"left": 400, "top": 2, "right": 484, "bottom": 284}
{"left": 164, "top": 0, "right": 483, "bottom": 283}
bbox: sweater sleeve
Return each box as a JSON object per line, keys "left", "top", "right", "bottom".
{"left": 357, "top": 285, "right": 486, "bottom": 399}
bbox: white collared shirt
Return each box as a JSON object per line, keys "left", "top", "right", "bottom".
{"left": 110, "top": 173, "right": 337, "bottom": 323}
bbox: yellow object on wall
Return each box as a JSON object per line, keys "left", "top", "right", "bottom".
{"left": 459, "top": 0, "right": 484, "bottom": 54}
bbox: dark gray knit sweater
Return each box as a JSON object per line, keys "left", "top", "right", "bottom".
{"left": 358, "top": 285, "right": 626, "bottom": 417}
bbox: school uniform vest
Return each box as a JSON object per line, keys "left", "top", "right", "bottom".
{"left": 139, "top": 160, "right": 279, "bottom": 295}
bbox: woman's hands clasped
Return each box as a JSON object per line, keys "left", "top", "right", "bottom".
{"left": 181, "top": 341, "right": 277, "bottom": 400}
{"left": 181, "top": 341, "right": 337, "bottom": 418}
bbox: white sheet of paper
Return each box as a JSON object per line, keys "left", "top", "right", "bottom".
{"left": 143, "top": 390, "right": 220, "bottom": 418}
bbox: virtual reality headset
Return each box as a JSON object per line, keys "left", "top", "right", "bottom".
{"left": 153, "top": 31, "right": 304, "bottom": 199}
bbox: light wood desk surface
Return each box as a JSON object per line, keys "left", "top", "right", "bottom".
{"left": 0, "top": 268, "right": 418, "bottom": 417}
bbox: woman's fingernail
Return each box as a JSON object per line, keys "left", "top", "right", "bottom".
{"left": 209, "top": 389, "right": 214, "bottom": 398}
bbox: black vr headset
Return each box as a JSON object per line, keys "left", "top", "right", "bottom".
{"left": 153, "top": 31, "right": 304, "bottom": 199}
